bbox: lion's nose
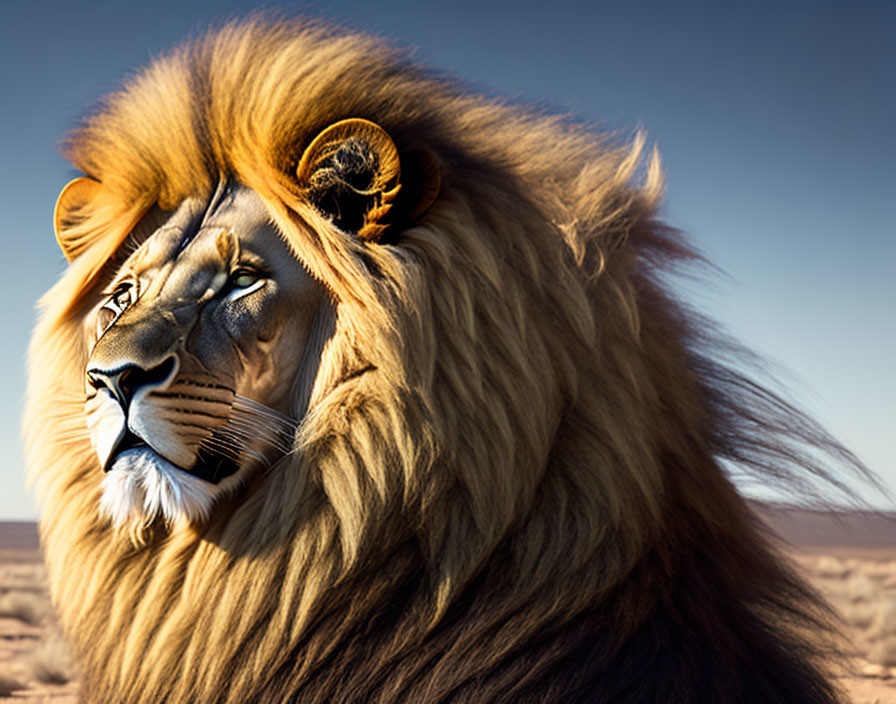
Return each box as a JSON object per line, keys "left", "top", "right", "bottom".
{"left": 86, "top": 357, "right": 177, "bottom": 408}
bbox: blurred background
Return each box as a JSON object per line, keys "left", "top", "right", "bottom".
{"left": 1, "top": 0, "right": 893, "bottom": 519}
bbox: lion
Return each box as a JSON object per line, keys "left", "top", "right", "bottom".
{"left": 25, "top": 17, "right": 865, "bottom": 704}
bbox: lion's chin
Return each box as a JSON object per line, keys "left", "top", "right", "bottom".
{"left": 99, "top": 448, "right": 229, "bottom": 533}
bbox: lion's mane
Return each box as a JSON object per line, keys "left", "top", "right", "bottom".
{"left": 26, "top": 17, "right": 862, "bottom": 703}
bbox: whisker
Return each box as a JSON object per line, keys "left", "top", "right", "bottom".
{"left": 201, "top": 426, "right": 270, "bottom": 464}
{"left": 205, "top": 430, "right": 251, "bottom": 456}
{"left": 230, "top": 401, "right": 298, "bottom": 435}
{"left": 232, "top": 395, "right": 298, "bottom": 427}
{"left": 230, "top": 417, "right": 296, "bottom": 441}
{"left": 227, "top": 417, "right": 297, "bottom": 450}
{"left": 231, "top": 421, "right": 293, "bottom": 452}
{"left": 197, "top": 396, "right": 299, "bottom": 466}
{"left": 197, "top": 437, "right": 242, "bottom": 462}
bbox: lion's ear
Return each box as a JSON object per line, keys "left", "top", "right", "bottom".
{"left": 54, "top": 176, "right": 104, "bottom": 262}
{"left": 296, "top": 118, "right": 440, "bottom": 243}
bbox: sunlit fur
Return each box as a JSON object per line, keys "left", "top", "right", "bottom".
{"left": 100, "top": 449, "right": 221, "bottom": 529}
{"left": 25, "top": 17, "right": 866, "bottom": 703}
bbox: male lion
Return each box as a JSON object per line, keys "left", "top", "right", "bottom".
{"left": 26, "top": 17, "right": 862, "bottom": 704}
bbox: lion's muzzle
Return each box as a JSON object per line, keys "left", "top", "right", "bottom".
{"left": 86, "top": 356, "right": 179, "bottom": 471}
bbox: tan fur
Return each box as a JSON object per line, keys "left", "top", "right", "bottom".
{"left": 25, "top": 17, "right": 859, "bottom": 703}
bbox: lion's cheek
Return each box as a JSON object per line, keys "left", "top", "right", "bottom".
{"left": 233, "top": 334, "right": 299, "bottom": 412}
{"left": 231, "top": 309, "right": 307, "bottom": 414}
{"left": 128, "top": 398, "right": 208, "bottom": 469}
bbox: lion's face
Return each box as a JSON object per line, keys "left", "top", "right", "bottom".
{"left": 83, "top": 183, "right": 330, "bottom": 528}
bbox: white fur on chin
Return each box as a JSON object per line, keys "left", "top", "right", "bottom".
{"left": 99, "top": 448, "right": 222, "bottom": 529}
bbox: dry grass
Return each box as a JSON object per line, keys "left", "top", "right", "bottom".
{"left": 867, "top": 637, "right": 896, "bottom": 668}
{"left": 0, "top": 664, "right": 25, "bottom": 696}
{"left": 814, "top": 556, "right": 851, "bottom": 579}
{"left": 0, "top": 563, "right": 46, "bottom": 592}
{"left": 0, "top": 561, "right": 50, "bottom": 626}
{"left": 844, "top": 573, "right": 878, "bottom": 603}
{"left": 868, "top": 599, "right": 896, "bottom": 639}
{"left": 0, "top": 589, "right": 46, "bottom": 625}
{"left": 842, "top": 602, "right": 879, "bottom": 630}
{"left": 30, "top": 631, "right": 73, "bottom": 685}
{"left": 797, "top": 552, "right": 896, "bottom": 669}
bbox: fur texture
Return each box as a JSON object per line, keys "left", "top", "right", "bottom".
{"left": 25, "top": 17, "right": 865, "bottom": 703}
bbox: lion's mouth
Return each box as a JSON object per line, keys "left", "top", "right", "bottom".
{"left": 105, "top": 430, "right": 148, "bottom": 468}
{"left": 108, "top": 430, "right": 240, "bottom": 484}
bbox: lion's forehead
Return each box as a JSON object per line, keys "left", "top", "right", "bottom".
{"left": 130, "top": 184, "right": 279, "bottom": 277}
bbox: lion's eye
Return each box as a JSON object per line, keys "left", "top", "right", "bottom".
{"left": 110, "top": 282, "right": 137, "bottom": 309}
{"left": 113, "top": 288, "right": 131, "bottom": 308}
{"left": 231, "top": 270, "right": 260, "bottom": 289}
{"left": 97, "top": 280, "right": 137, "bottom": 336}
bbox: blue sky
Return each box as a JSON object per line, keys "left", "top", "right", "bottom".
{"left": 1, "top": 1, "right": 893, "bottom": 518}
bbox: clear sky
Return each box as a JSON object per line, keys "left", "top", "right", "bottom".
{"left": 1, "top": 1, "right": 893, "bottom": 519}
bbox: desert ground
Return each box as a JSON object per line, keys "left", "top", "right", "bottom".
{"left": 0, "top": 508, "right": 893, "bottom": 702}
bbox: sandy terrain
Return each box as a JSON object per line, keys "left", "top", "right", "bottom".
{"left": 0, "top": 525, "right": 75, "bottom": 702}
{"left": 0, "top": 509, "right": 893, "bottom": 702}
{"left": 759, "top": 506, "right": 896, "bottom": 703}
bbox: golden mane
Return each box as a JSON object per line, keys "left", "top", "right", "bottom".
{"left": 26, "top": 16, "right": 862, "bottom": 703}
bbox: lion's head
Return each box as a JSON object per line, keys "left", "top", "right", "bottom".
{"left": 76, "top": 181, "right": 329, "bottom": 531}
{"left": 26, "top": 17, "right": 859, "bottom": 704}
